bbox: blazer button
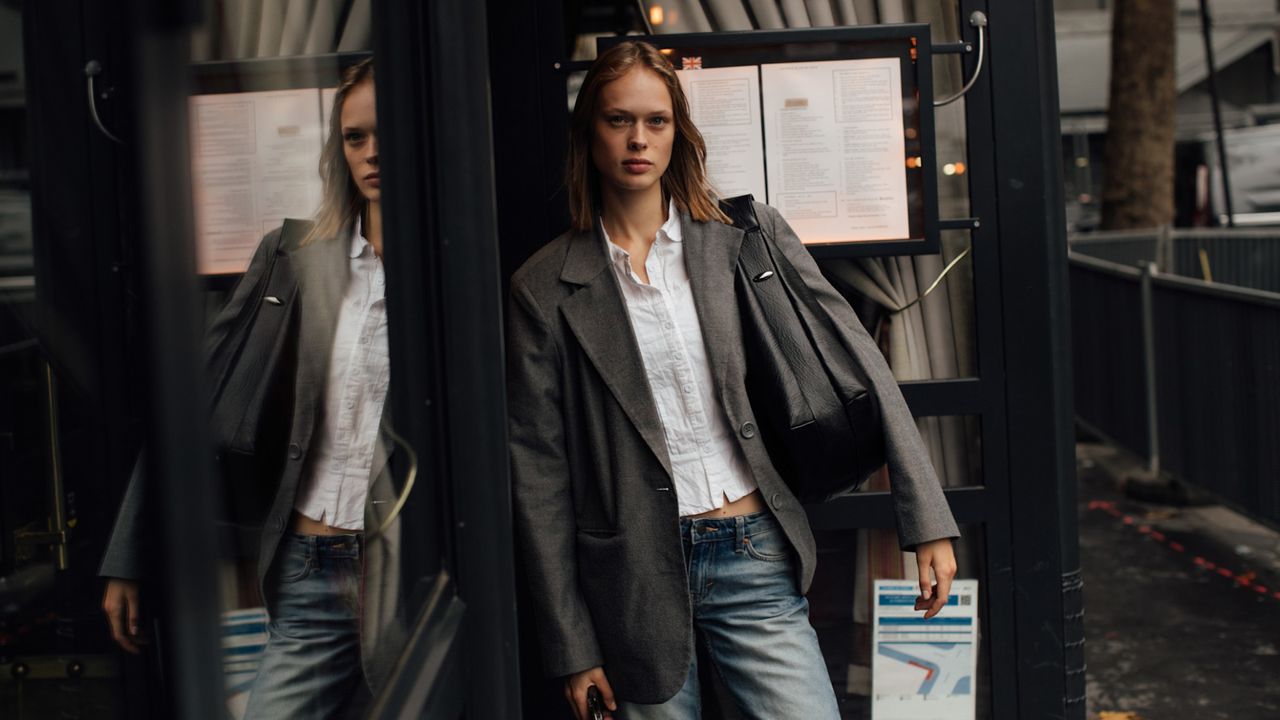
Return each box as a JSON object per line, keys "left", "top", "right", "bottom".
{"left": 273, "top": 515, "right": 285, "bottom": 531}
{"left": 288, "top": 443, "right": 302, "bottom": 460}
{"left": 740, "top": 422, "right": 756, "bottom": 439}
{"left": 770, "top": 492, "right": 783, "bottom": 510}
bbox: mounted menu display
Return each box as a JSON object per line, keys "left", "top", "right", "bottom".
{"left": 601, "top": 26, "right": 937, "bottom": 256}
{"left": 190, "top": 54, "right": 369, "bottom": 276}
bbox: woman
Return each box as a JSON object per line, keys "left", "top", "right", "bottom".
{"left": 101, "top": 57, "right": 401, "bottom": 719}
{"left": 507, "top": 41, "right": 960, "bottom": 719}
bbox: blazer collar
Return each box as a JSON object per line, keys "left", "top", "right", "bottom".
{"left": 556, "top": 210, "right": 745, "bottom": 478}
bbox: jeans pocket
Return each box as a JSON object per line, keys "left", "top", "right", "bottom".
{"left": 743, "top": 528, "right": 791, "bottom": 562}
{"left": 277, "top": 542, "right": 313, "bottom": 584}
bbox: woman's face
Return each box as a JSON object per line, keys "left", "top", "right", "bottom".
{"left": 342, "top": 80, "right": 379, "bottom": 203}
{"left": 590, "top": 67, "right": 674, "bottom": 201}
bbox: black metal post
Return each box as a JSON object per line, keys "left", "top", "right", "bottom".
{"left": 1199, "top": 0, "right": 1235, "bottom": 227}
{"left": 128, "top": 0, "right": 224, "bottom": 718}
{"left": 985, "top": 0, "right": 1084, "bottom": 716}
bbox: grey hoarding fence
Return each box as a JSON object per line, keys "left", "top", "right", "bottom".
{"left": 1069, "top": 246, "right": 1280, "bottom": 528}
{"left": 1072, "top": 227, "right": 1280, "bottom": 294}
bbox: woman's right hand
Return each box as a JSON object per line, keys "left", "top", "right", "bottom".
{"left": 564, "top": 666, "right": 617, "bottom": 720}
{"left": 102, "top": 578, "right": 147, "bottom": 654}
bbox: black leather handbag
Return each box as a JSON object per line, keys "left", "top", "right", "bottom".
{"left": 205, "top": 219, "right": 310, "bottom": 524}
{"left": 721, "top": 196, "right": 885, "bottom": 503}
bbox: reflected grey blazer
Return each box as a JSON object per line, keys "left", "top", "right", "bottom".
{"left": 506, "top": 201, "right": 960, "bottom": 703}
{"left": 100, "top": 227, "right": 406, "bottom": 691}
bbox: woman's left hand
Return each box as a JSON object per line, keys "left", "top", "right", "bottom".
{"left": 913, "top": 538, "right": 958, "bottom": 619}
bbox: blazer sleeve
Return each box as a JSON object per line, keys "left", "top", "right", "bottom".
{"left": 756, "top": 202, "right": 961, "bottom": 550}
{"left": 505, "top": 277, "right": 604, "bottom": 678}
{"left": 99, "top": 230, "right": 283, "bottom": 580}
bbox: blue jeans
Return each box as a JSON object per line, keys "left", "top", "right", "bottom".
{"left": 242, "top": 532, "right": 367, "bottom": 720}
{"left": 619, "top": 511, "right": 840, "bottom": 719}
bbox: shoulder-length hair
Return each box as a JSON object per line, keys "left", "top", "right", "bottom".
{"left": 566, "top": 41, "right": 730, "bottom": 231}
{"left": 304, "top": 57, "right": 375, "bottom": 246}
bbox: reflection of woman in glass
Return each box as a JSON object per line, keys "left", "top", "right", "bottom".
{"left": 100, "top": 57, "right": 398, "bottom": 718}
{"left": 507, "top": 41, "right": 959, "bottom": 719}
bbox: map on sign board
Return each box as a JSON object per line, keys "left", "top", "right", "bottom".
{"left": 872, "top": 578, "right": 979, "bottom": 720}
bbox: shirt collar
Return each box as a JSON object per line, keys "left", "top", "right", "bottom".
{"left": 348, "top": 215, "right": 371, "bottom": 259}
{"left": 600, "top": 197, "right": 682, "bottom": 264}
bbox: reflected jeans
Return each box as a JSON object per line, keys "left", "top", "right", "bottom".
{"left": 242, "top": 532, "right": 368, "bottom": 720}
{"left": 619, "top": 511, "right": 839, "bottom": 720}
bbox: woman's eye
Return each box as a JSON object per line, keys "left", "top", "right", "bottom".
{"left": 607, "top": 115, "right": 629, "bottom": 127}
{"left": 345, "top": 132, "right": 365, "bottom": 143}
{"left": 648, "top": 116, "right": 669, "bottom": 127}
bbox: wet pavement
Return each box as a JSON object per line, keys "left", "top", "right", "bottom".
{"left": 1077, "top": 441, "right": 1280, "bottom": 720}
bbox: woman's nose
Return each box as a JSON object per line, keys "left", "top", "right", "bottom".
{"left": 366, "top": 135, "right": 379, "bottom": 164}
{"left": 627, "top": 131, "right": 647, "bottom": 150}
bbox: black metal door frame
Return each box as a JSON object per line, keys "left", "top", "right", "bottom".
{"left": 372, "top": 0, "right": 522, "bottom": 717}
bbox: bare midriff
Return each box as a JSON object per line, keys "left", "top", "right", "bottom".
{"left": 290, "top": 510, "right": 362, "bottom": 536}
{"left": 686, "top": 488, "right": 766, "bottom": 519}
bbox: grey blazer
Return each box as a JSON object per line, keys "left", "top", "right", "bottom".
{"left": 100, "top": 226, "right": 407, "bottom": 691}
{"left": 506, "top": 201, "right": 959, "bottom": 703}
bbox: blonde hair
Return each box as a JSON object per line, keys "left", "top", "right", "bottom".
{"left": 304, "top": 57, "right": 375, "bottom": 246}
{"left": 566, "top": 41, "right": 730, "bottom": 231}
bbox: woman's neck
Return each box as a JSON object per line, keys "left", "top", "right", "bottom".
{"left": 599, "top": 186, "right": 667, "bottom": 253}
{"left": 365, "top": 201, "right": 383, "bottom": 258}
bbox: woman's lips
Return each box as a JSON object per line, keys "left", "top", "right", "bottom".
{"left": 364, "top": 173, "right": 381, "bottom": 188}
{"left": 622, "top": 160, "right": 652, "bottom": 175}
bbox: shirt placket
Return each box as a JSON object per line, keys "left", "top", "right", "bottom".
{"left": 652, "top": 242, "right": 716, "bottom": 509}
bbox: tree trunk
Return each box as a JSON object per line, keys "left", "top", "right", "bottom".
{"left": 1100, "top": 0, "right": 1177, "bottom": 230}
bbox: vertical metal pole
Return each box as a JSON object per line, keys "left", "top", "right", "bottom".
{"left": 130, "top": 1, "right": 224, "bottom": 717}
{"left": 1140, "top": 261, "right": 1160, "bottom": 476}
{"left": 1199, "top": 0, "right": 1235, "bottom": 227}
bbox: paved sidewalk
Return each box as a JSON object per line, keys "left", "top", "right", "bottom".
{"left": 1077, "top": 441, "right": 1280, "bottom": 720}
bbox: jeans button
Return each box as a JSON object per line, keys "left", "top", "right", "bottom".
{"left": 288, "top": 442, "right": 302, "bottom": 460}
{"left": 740, "top": 422, "right": 756, "bottom": 439}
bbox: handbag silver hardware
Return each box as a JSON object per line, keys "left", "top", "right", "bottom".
{"left": 263, "top": 296, "right": 283, "bottom": 305}
{"left": 752, "top": 270, "right": 775, "bottom": 282}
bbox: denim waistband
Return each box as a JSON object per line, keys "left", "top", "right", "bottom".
{"left": 286, "top": 531, "right": 362, "bottom": 558}
{"left": 680, "top": 510, "right": 778, "bottom": 544}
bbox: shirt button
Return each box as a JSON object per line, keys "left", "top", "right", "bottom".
{"left": 288, "top": 443, "right": 302, "bottom": 460}
{"left": 346, "top": 398, "right": 356, "bottom": 409}
{"left": 740, "top": 422, "right": 756, "bottom": 439}
{"left": 682, "top": 384, "right": 693, "bottom": 394}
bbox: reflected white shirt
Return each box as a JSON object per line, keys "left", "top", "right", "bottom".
{"left": 294, "top": 218, "right": 390, "bottom": 530}
{"left": 601, "top": 200, "right": 757, "bottom": 517}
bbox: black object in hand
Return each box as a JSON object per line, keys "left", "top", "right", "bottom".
{"left": 587, "top": 685, "right": 605, "bottom": 720}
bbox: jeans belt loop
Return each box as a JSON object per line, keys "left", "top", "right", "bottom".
{"left": 735, "top": 515, "right": 746, "bottom": 553}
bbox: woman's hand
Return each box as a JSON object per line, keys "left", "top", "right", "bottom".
{"left": 913, "top": 538, "right": 958, "bottom": 619}
{"left": 564, "top": 666, "right": 617, "bottom": 720}
{"left": 102, "top": 578, "right": 148, "bottom": 654}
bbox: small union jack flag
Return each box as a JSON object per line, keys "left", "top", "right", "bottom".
{"left": 681, "top": 56, "right": 703, "bottom": 70}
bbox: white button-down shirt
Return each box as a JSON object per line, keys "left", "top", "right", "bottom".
{"left": 601, "top": 200, "right": 757, "bottom": 517}
{"left": 294, "top": 218, "right": 390, "bottom": 530}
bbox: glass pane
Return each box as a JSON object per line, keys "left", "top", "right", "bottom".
{"left": 180, "top": 8, "right": 409, "bottom": 717}
{"left": 853, "top": 414, "right": 982, "bottom": 491}
{"left": 810, "top": 522, "right": 991, "bottom": 718}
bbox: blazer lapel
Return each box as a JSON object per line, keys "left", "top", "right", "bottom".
{"left": 681, "top": 213, "right": 745, "bottom": 401}
{"left": 291, "top": 233, "right": 350, "bottom": 420}
{"left": 559, "top": 225, "right": 673, "bottom": 477}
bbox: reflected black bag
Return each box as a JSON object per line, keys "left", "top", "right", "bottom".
{"left": 722, "top": 196, "right": 885, "bottom": 503}
{"left": 206, "top": 219, "right": 309, "bottom": 524}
